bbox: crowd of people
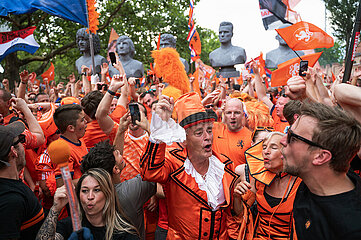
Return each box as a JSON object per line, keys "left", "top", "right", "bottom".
{"left": 0, "top": 47, "right": 361, "bottom": 240}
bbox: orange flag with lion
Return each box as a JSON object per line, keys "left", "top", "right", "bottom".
{"left": 276, "top": 21, "right": 334, "bottom": 50}
{"left": 271, "top": 52, "right": 323, "bottom": 87}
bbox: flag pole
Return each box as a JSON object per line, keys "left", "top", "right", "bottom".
{"left": 342, "top": 0, "right": 361, "bottom": 83}
{"left": 85, "top": 2, "right": 96, "bottom": 77}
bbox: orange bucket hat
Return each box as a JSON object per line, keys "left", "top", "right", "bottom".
{"left": 174, "top": 92, "right": 214, "bottom": 129}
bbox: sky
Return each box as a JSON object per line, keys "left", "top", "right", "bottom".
{"left": 195, "top": 0, "right": 329, "bottom": 61}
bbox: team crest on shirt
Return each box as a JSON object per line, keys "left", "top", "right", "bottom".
{"left": 237, "top": 140, "right": 244, "bottom": 148}
{"left": 305, "top": 219, "right": 311, "bottom": 229}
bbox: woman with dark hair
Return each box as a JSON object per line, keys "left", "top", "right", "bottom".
{"left": 36, "top": 168, "right": 139, "bottom": 240}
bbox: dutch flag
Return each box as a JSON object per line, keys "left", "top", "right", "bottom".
{"left": 0, "top": 26, "right": 40, "bottom": 62}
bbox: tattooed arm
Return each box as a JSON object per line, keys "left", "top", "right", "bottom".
{"left": 36, "top": 186, "right": 68, "bottom": 240}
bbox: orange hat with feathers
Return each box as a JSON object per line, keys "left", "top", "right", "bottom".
{"left": 151, "top": 48, "right": 190, "bottom": 94}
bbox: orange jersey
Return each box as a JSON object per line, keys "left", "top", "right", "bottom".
{"left": 120, "top": 130, "right": 149, "bottom": 182}
{"left": 212, "top": 122, "right": 252, "bottom": 166}
{"left": 254, "top": 177, "right": 302, "bottom": 240}
{"left": 270, "top": 105, "right": 289, "bottom": 133}
{"left": 82, "top": 120, "right": 118, "bottom": 150}
{"left": 53, "top": 136, "right": 88, "bottom": 180}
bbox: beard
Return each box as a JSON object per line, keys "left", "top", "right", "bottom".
{"left": 283, "top": 162, "right": 300, "bottom": 176}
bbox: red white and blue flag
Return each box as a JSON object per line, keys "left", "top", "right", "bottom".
{"left": 0, "top": 26, "right": 40, "bottom": 62}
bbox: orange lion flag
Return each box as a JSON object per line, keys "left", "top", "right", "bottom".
{"left": 271, "top": 52, "right": 323, "bottom": 87}
{"left": 276, "top": 21, "right": 334, "bottom": 50}
{"left": 41, "top": 62, "right": 55, "bottom": 82}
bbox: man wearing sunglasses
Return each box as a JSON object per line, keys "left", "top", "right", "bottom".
{"left": 280, "top": 102, "right": 361, "bottom": 240}
{"left": 0, "top": 122, "right": 44, "bottom": 239}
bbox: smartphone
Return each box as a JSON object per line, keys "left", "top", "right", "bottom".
{"left": 299, "top": 60, "right": 308, "bottom": 77}
{"left": 97, "top": 83, "right": 102, "bottom": 91}
{"left": 109, "top": 52, "right": 117, "bottom": 66}
{"left": 129, "top": 103, "right": 141, "bottom": 125}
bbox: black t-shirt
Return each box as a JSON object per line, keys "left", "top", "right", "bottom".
{"left": 293, "top": 172, "right": 361, "bottom": 240}
{"left": 0, "top": 178, "right": 44, "bottom": 240}
{"left": 57, "top": 217, "right": 139, "bottom": 240}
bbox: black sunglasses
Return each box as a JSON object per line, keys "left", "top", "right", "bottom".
{"left": 287, "top": 129, "right": 326, "bottom": 150}
{"left": 251, "top": 126, "right": 274, "bottom": 142}
{"left": 12, "top": 134, "right": 26, "bottom": 146}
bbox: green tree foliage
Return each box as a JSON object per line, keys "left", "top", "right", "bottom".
{"left": 316, "top": 40, "right": 344, "bottom": 66}
{"left": 0, "top": 0, "right": 218, "bottom": 88}
{"left": 324, "top": 0, "right": 358, "bottom": 48}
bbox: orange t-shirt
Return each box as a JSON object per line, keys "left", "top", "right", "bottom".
{"left": 82, "top": 120, "right": 118, "bottom": 150}
{"left": 53, "top": 136, "right": 88, "bottom": 180}
{"left": 212, "top": 122, "right": 252, "bottom": 166}
{"left": 270, "top": 105, "right": 289, "bottom": 133}
{"left": 83, "top": 105, "right": 126, "bottom": 149}
{"left": 120, "top": 130, "right": 149, "bottom": 182}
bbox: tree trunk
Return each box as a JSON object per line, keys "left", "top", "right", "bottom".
{"left": 4, "top": 52, "right": 20, "bottom": 92}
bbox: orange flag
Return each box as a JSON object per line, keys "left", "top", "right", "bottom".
{"left": 41, "top": 62, "right": 55, "bottom": 82}
{"left": 276, "top": 21, "right": 334, "bottom": 50}
{"left": 108, "top": 28, "right": 119, "bottom": 44}
{"left": 189, "top": 69, "right": 202, "bottom": 97}
{"left": 271, "top": 52, "right": 323, "bottom": 87}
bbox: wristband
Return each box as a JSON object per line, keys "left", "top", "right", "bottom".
{"left": 107, "top": 89, "right": 116, "bottom": 96}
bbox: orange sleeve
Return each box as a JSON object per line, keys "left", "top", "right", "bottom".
{"left": 140, "top": 141, "right": 172, "bottom": 184}
{"left": 110, "top": 105, "right": 126, "bottom": 123}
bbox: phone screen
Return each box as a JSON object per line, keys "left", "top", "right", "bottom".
{"left": 109, "top": 52, "right": 117, "bottom": 66}
{"left": 299, "top": 60, "right": 308, "bottom": 77}
{"left": 129, "top": 103, "right": 141, "bottom": 125}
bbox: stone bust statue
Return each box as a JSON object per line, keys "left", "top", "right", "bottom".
{"left": 110, "top": 35, "right": 144, "bottom": 78}
{"left": 75, "top": 28, "right": 107, "bottom": 75}
{"left": 209, "top": 22, "right": 246, "bottom": 78}
{"left": 265, "top": 23, "right": 305, "bottom": 69}
{"left": 159, "top": 33, "right": 189, "bottom": 73}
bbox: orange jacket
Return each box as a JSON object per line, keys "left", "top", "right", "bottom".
{"left": 140, "top": 141, "right": 239, "bottom": 239}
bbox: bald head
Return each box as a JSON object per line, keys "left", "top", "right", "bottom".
{"left": 224, "top": 98, "right": 245, "bottom": 132}
{"left": 225, "top": 98, "right": 244, "bottom": 111}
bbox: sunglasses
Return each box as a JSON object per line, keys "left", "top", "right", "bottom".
{"left": 287, "top": 129, "right": 327, "bottom": 150}
{"left": 12, "top": 134, "right": 26, "bottom": 146}
{"left": 140, "top": 89, "right": 156, "bottom": 98}
{"left": 251, "top": 126, "right": 274, "bottom": 142}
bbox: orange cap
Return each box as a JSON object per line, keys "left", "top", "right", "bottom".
{"left": 174, "top": 92, "right": 213, "bottom": 129}
{"left": 61, "top": 97, "right": 81, "bottom": 105}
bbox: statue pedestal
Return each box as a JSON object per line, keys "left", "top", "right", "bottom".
{"left": 216, "top": 66, "right": 240, "bottom": 78}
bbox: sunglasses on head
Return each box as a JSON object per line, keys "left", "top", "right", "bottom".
{"left": 140, "top": 89, "right": 156, "bottom": 98}
{"left": 287, "top": 129, "right": 328, "bottom": 151}
{"left": 251, "top": 126, "right": 274, "bottom": 141}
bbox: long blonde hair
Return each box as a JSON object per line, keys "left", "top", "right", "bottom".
{"left": 76, "top": 168, "right": 138, "bottom": 239}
